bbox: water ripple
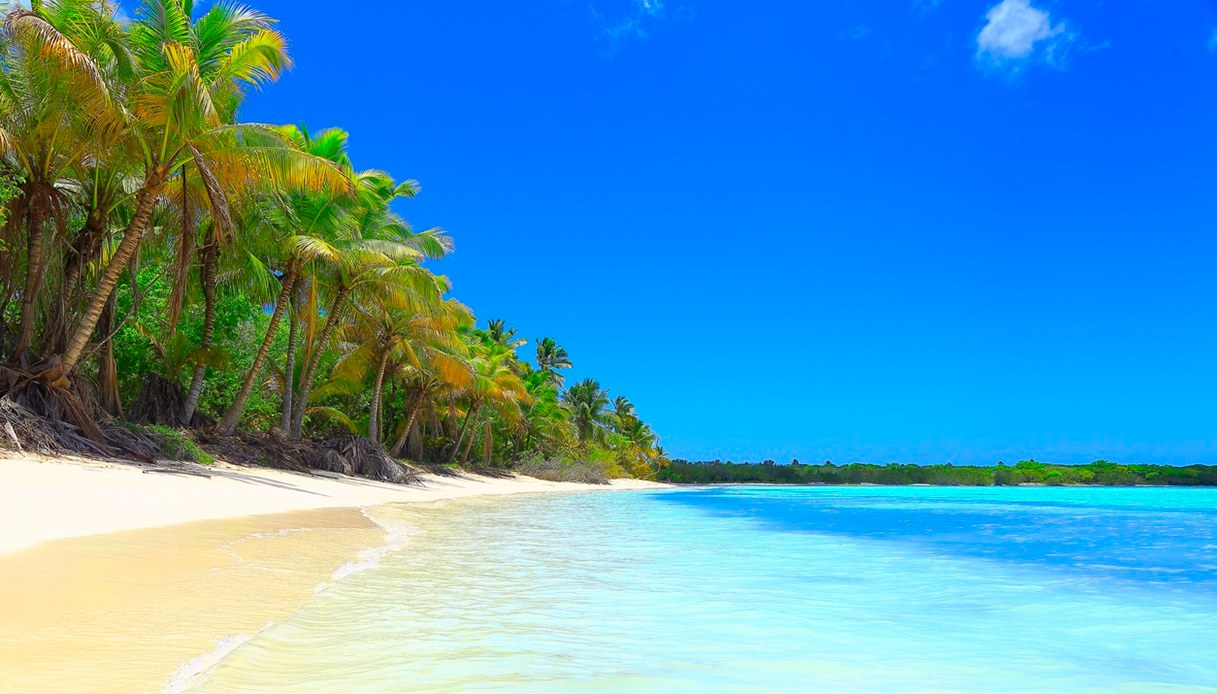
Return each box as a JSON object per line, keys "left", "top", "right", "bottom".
{"left": 190, "top": 488, "right": 1217, "bottom": 693}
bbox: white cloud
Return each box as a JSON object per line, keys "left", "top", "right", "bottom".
{"left": 592, "top": 0, "right": 668, "bottom": 47}
{"left": 976, "top": 0, "right": 1073, "bottom": 69}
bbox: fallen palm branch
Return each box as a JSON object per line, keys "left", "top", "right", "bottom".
{"left": 192, "top": 431, "right": 422, "bottom": 485}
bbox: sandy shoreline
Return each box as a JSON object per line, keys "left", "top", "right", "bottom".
{"left": 0, "top": 454, "right": 666, "bottom": 693}
{"left": 0, "top": 453, "right": 664, "bottom": 556}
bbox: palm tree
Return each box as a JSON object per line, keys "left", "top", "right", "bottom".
{"left": 562, "top": 378, "right": 611, "bottom": 446}
{"left": 511, "top": 367, "right": 572, "bottom": 460}
{"left": 611, "top": 395, "right": 636, "bottom": 427}
{"left": 486, "top": 319, "right": 526, "bottom": 350}
{"left": 448, "top": 337, "right": 529, "bottom": 464}
{"left": 56, "top": 0, "right": 346, "bottom": 376}
{"left": 223, "top": 125, "right": 356, "bottom": 433}
{"left": 0, "top": 0, "right": 667, "bottom": 479}
{"left": 284, "top": 168, "right": 450, "bottom": 438}
{"left": 387, "top": 343, "right": 474, "bottom": 458}
{"left": 534, "top": 336, "right": 571, "bottom": 383}
{"left": 332, "top": 295, "right": 471, "bottom": 447}
{"left": 0, "top": 2, "right": 129, "bottom": 361}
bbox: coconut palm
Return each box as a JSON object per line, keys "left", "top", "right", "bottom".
{"left": 534, "top": 336, "right": 571, "bottom": 384}
{"left": 331, "top": 295, "right": 472, "bottom": 447}
{"left": 0, "top": 2, "right": 129, "bottom": 361}
{"left": 485, "top": 319, "right": 526, "bottom": 350}
{"left": 562, "top": 378, "right": 611, "bottom": 446}
{"left": 448, "top": 337, "right": 529, "bottom": 464}
{"left": 284, "top": 168, "right": 450, "bottom": 438}
{"left": 56, "top": 0, "right": 347, "bottom": 377}
{"left": 0, "top": 0, "right": 665, "bottom": 480}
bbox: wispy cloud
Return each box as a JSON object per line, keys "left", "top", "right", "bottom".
{"left": 590, "top": 0, "right": 668, "bottom": 49}
{"left": 975, "top": 0, "right": 1075, "bottom": 71}
{"left": 1208, "top": 29, "right": 1217, "bottom": 53}
{"left": 841, "top": 24, "right": 872, "bottom": 41}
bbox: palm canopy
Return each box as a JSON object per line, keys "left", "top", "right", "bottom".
{"left": 562, "top": 377, "right": 612, "bottom": 445}
{"left": 0, "top": 0, "right": 665, "bottom": 480}
{"left": 535, "top": 336, "right": 572, "bottom": 382}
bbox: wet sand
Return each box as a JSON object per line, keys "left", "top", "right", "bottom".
{"left": 0, "top": 455, "right": 666, "bottom": 692}
{"left": 0, "top": 506, "right": 386, "bottom": 693}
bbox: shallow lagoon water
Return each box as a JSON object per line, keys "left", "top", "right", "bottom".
{"left": 188, "top": 487, "right": 1217, "bottom": 692}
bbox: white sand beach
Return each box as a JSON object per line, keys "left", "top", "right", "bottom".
{"left": 0, "top": 454, "right": 663, "bottom": 556}
{"left": 0, "top": 454, "right": 666, "bottom": 692}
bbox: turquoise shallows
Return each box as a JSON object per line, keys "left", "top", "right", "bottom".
{"left": 190, "top": 487, "right": 1217, "bottom": 693}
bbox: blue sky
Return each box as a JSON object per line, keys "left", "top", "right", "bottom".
{"left": 237, "top": 0, "right": 1217, "bottom": 465}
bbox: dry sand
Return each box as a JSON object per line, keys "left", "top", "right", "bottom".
{"left": 0, "top": 453, "right": 663, "bottom": 556}
{"left": 0, "top": 454, "right": 666, "bottom": 693}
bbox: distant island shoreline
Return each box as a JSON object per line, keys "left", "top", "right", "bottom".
{"left": 657, "top": 460, "right": 1217, "bottom": 486}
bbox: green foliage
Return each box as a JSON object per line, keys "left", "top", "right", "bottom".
{"left": 144, "top": 424, "right": 215, "bottom": 464}
{"left": 0, "top": 0, "right": 667, "bottom": 481}
{"left": 0, "top": 171, "right": 24, "bottom": 239}
{"left": 515, "top": 452, "right": 613, "bottom": 485}
{"left": 656, "top": 459, "right": 1217, "bottom": 486}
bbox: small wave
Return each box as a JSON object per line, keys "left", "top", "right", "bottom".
{"left": 164, "top": 622, "right": 274, "bottom": 694}
{"left": 319, "top": 508, "right": 417, "bottom": 591}
{"left": 167, "top": 508, "right": 418, "bottom": 690}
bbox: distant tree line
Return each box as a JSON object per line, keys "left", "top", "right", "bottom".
{"left": 656, "top": 459, "right": 1217, "bottom": 486}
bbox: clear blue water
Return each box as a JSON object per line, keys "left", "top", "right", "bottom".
{"left": 188, "top": 487, "right": 1217, "bottom": 692}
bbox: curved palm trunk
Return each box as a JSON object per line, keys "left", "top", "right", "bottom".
{"left": 44, "top": 210, "right": 106, "bottom": 355}
{"left": 96, "top": 293, "right": 123, "bottom": 418}
{"left": 289, "top": 284, "right": 350, "bottom": 438}
{"left": 367, "top": 349, "right": 391, "bottom": 446}
{"left": 182, "top": 242, "right": 218, "bottom": 425}
{"left": 482, "top": 420, "right": 493, "bottom": 466}
{"left": 459, "top": 414, "right": 481, "bottom": 465}
{"left": 166, "top": 168, "right": 194, "bottom": 337}
{"left": 11, "top": 199, "right": 48, "bottom": 362}
{"left": 216, "top": 263, "right": 297, "bottom": 435}
{"left": 279, "top": 276, "right": 300, "bottom": 432}
{"left": 62, "top": 170, "right": 167, "bottom": 374}
{"left": 450, "top": 400, "right": 480, "bottom": 464}
{"left": 389, "top": 390, "right": 424, "bottom": 457}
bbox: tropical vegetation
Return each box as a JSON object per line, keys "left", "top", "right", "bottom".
{"left": 657, "top": 459, "right": 1217, "bottom": 486}
{"left": 0, "top": 0, "right": 667, "bottom": 482}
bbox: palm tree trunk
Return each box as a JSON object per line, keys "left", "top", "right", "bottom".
{"left": 97, "top": 293, "right": 123, "bottom": 418}
{"left": 389, "top": 390, "right": 423, "bottom": 457}
{"left": 482, "top": 420, "right": 492, "bottom": 465}
{"left": 367, "top": 348, "right": 391, "bottom": 445}
{"left": 11, "top": 198, "right": 48, "bottom": 362}
{"left": 289, "top": 284, "right": 351, "bottom": 438}
{"left": 182, "top": 242, "right": 218, "bottom": 425}
{"left": 279, "top": 275, "right": 300, "bottom": 432}
{"left": 44, "top": 210, "right": 105, "bottom": 355}
{"left": 216, "top": 262, "right": 297, "bottom": 435}
{"left": 61, "top": 213, "right": 102, "bottom": 308}
{"left": 459, "top": 414, "right": 480, "bottom": 465}
{"left": 62, "top": 170, "right": 167, "bottom": 374}
{"left": 166, "top": 167, "right": 194, "bottom": 337}
{"left": 450, "top": 401, "right": 480, "bottom": 464}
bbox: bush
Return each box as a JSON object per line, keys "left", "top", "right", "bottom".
{"left": 515, "top": 454, "right": 611, "bottom": 485}
{"left": 145, "top": 424, "right": 215, "bottom": 464}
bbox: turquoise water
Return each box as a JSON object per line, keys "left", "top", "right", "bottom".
{"left": 187, "top": 487, "right": 1217, "bottom": 692}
